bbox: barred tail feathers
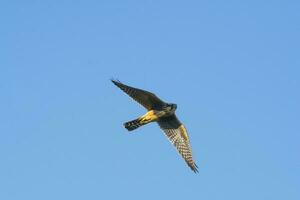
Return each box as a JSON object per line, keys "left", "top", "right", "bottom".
{"left": 123, "top": 110, "right": 158, "bottom": 131}
{"left": 124, "top": 118, "right": 145, "bottom": 131}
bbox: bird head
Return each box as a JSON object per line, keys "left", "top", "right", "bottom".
{"left": 166, "top": 103, "right": 177, "bottom": 112}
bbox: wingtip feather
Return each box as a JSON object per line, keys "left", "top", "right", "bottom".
{"left": 190, "top": 163, "right": 199, "bottom": 173}
{"left": 111, "top": 78, "right": 123, "bottom": 87}
{"left": 110, "top": 78, "right": 118, "bottom": 83}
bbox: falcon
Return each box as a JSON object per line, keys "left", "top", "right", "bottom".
{"left": 111, "top": 80, "right": 198, "bottom": 173}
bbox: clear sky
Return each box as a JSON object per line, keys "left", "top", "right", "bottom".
{"left": 1, "top": 1, "right": 299, "bottom": 199}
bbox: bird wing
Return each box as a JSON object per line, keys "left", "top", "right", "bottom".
{"left": 111, "top": 79, "right": 165, "bottom": 110}
{"left": 157, "top": 114, "right": 198, "bottom": 173}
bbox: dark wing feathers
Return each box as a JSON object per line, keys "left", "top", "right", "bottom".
{"left": 111, "top": 79, "right": 165, "bottom": 110}
{"left": 158, "top": 115, "right": 198, "bottom": 173}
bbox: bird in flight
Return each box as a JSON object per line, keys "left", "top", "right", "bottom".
{"left": 111, "top": 80, "right": 198, "bottom": 173}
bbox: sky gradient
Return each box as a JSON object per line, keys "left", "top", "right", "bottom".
{"left": 1, "top": 1, "right": 300, "bottom": 200}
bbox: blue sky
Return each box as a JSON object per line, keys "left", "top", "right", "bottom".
{"left": 1, "top": 1, "right": 299, "bottom": 199}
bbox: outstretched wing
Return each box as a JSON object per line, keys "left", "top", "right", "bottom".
{"left": 111, "top": 79, "right": 165, "bottom": 110}
{"left": 157, "top": 114, "right": 198, "bottom": 173}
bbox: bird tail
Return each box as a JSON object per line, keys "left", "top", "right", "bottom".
{"left": 124, "top": 117, "right": 150, "bottom": 131}
{"left": 124, "top": 110, "right": 158, "bottom": 131}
